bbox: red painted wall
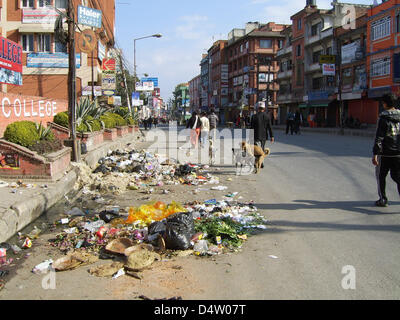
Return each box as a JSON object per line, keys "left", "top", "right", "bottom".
{"left": 0, "top": 92, "right": 68, "bottom": 137}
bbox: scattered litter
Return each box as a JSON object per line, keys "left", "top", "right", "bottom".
{"left": 112, "top": 268, "right": 125, "bottom": 279}
{"left": 32, "top": 259, "right": 53, "bottom": 275}
{"left": 0, "top": 181, "right": 9, "bottom": 188}
{"left": 268, "top": 255, "right": 279, "bottom": 259}
{"left": 89, "top": 262, "right": 124, "bottom": 278}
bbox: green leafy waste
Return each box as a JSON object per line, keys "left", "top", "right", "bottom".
{"left": 194, "top": 213, "right": 268, "bottom": 248}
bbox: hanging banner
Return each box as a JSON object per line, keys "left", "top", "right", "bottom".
{"left": 22, "top": 8, "right": 60, "bottom": 24}
{"left": 27, "top": 53, "right": 81, "bottom": 68}
{"left": 0, "top": 36, "right": 23, "bottom": 86}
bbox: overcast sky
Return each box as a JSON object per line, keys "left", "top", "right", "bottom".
{"left": 115, "top": 0, "right": 374, "bottom": 101}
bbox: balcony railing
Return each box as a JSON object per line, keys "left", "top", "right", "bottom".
{"left": 305, "top": 28, "right": 333, "bottom": 46}
{"left": 277, "top": 46, "right": 293, "bottom": 57}
{"left": 277, "top": 70, "right": 293, "bottom": 80}
{"left": 305, "top": 62, "right": 321, "bottom": 73}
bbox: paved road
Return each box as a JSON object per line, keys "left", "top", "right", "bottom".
{"left": 1, "top": 128, "right": 399, "bottom": 300}
{"left": 182, "top": 129, "right": 400, "bottom": 300}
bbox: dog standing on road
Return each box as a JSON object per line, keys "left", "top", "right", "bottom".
{"left": 240, "top": 142, "right": 270, "bottom": 174}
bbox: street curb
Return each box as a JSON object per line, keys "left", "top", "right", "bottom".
{"left": 0, "top": 132, "right": 141, "bottom": 243}
{"left": 273, "top": 126, "right": 376, "bottom": 139}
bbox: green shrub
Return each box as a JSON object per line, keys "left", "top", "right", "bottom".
{"left": 110, "top": 113, "right": 127, "bottom": 126}
{"left": 100, "top": 113, "right": 116, "bottom": 129}
{"left": 4, "top": 121, "right": 40, "bottom": 148}
{"left": 54, "top": 112, "right": 69, "bottom": 128}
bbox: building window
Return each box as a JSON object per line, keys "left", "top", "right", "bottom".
{"left": 260, "top": 40, "right": 272, "bottom": 49}
{"left": 55, "top": 0, "right": 67, "bottom": 8}
{"left": 37, "top": 34, "right": 51, "bottom": 52}
{"left": 326, "top": 47, "right": 332, "bottom": 55}
{"left": 240, "top": 44, "right": 243, "bottom": 53}
{"left": 371, "top": 57, "right": 391, "bottom": 77}
{"left": 245, "top": 41, "right": 249, "bottom": 49}
{"left": 287, "top": 60, "right": 293, "bottom": 70}
{"left": 297, "top": 19, "right": 302, "bottom": 30}
{"left": 311, "top": 23, "right": 321, "bottom": 36}
{"left": 396, "top": 12, "right": 400, "bottom": 33}
{"left": 22, "top": 0, "right": 34, "bottom": 7}
{"left": 38, "top": 0, "right": 50, "bottom": 7}
{"left": 371, "top": 16, "right": 391, "bottom": 41}
{"left": 22, "top": 34, "right": 34, "bottom": 52}
{"left": 278, "top": 40, "right": 283, "bottom": 49}
{"left": 296, "top": 61, "right": 302, "bottom": 85}
{"left": 296, "top": 45, "right": 301, "bottom": 57}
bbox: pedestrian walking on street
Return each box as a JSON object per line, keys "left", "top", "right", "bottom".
{"left": 251, "top": 104, "right": 274, "bottom": 164}
{"left": 208, "top": 109, "right": 219, "bottom": 142}
{"left": 294, "top": 110, "right": 302, "bottom": 135}
{"left": 187, "top": 111, "right": 201, "bottom": 149}
{"left": 200, "top": 112, "right": 210, "bottom": 148}
{"left": 372, "top": 94, "right": 400, "bottom": 207}
{"left": 286, "top": 111, "right": 295, "bottom": 135}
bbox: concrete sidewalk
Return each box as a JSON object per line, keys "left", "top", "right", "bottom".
{"left": 0, "top": 131, "right": 142, "bottom": 243}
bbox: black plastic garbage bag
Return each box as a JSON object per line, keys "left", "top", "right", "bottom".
{"left": 175, "top": 164, "right": 194, "bottom": 177}
{"left": 99, "top": 211, "right": 120, "bottom": 223}
{"left": 93, "top": 164, "right": 109, "bottom": 174}
{"left": 164, "top": 212, "right": 195, "bottom": 250}
{"left": 148, "top": 221, "right": 166, "bottom": 236}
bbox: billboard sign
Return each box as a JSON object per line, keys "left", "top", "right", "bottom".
{"left": 0, "top": 36, "right": 23, "bottom": 73}
{"left": 319, "top": 55, "right": 336, "bottom": 64}
{"left": 102, "top": 74, "right": 116, "bottom": 90}
{"left": 78, "top": 5, "right": 102, "bottom": 29}
{"left": 22, "top": 8, "right": 60, "bottom": 24}
{"left": 82, "top": 86, "right": 102, "bottom": 96}
{"left": 136, "top": 82, "right": 154, "bottom": 91}
{"left": 98, "top": 41, "right": 106, "bottom": 61}
{"left": 102, "top": 89, "right": 115, "bottom": 96}
{"left": 27, "top": 53, "right": 81, "bottom": 68}
{"left": 322, "top": 64, "right": 336, "bottom": 76}
{"left": 341, "top": 41, "right": 360, "bottom": 65}
{"left": 141, "top": 77, "right": 158, "bottom": 87}
{"left": 102, "top": 58, "right": 116, "bottom": 72}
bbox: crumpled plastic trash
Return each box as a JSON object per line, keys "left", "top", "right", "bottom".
{"left": 83, "top": 220, "right": 106, "bottom": 233}
{"left": 211, "top": 186, "right": 228, "bottom": 191}
{"left": 32, "top": 259, "right": 53, "bottom": 274}
{"left": 125, "top": 201, "right": 186, "bottom": 225}
{"left": 193, "top": 240, "right": 209, "bottom": 255}
{"left": 66, "top": 207, "right": 85, "bottom": 217}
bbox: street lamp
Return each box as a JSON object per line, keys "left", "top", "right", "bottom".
{"left": 133, "top": 34, "right": 162, "bottom": 91}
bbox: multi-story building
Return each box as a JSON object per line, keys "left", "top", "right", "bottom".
{"left": 277, "top": 0, "right": 376, "bottom": 126}
{"left": 200, "top": 54, "right": 209, "bottom": 110}
{"left": 225, "top": 22, "right": 287, "bottom": 123}
{"left": 1, "top": 0, "right": 115, "bottom": 100}
{"left": 367, "top": 0, "right": 400, "bottom": 107}
{"left": 334, "top": 5, "right": 379, "bottom": 125}
{"left": 188, "top": 74, "right": 201, "bottom": 112}
{"left": 208, "top": 40, "right": 228, "bottom": 123}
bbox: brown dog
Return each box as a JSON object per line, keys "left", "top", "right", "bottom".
{"left": 241, "top": 142, "right": 270, "bottom": 174}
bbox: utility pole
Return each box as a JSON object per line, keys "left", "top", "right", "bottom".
{"left": 67, "top": 0, "right": 80, "bottom": 162}
{"left": 119, "top": 51, "right": 132, "bottom": 113}
{"left": 337, "top": 38, "right": 344, "bottom": 135}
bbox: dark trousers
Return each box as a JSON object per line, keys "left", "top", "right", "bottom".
{"left": 255, "top": 140, "right": 266, "bottom": 151}
{"left": 286, "top": 120, "right": 294, "bottom": 135}
{"left": 376, "top": 156, "right": 400, "bottom": 201}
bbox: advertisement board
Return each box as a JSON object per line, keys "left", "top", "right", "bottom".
{"left": 98, "top": 41, "right": 106, "bottom": 61}
{"left": 341, "top": 41, "right": 360, "bottom": 65}
{"left": 102, "top": 74, "right": 116, "bottom": 90}
{"left": 78, "top": 5, "right": 102, "bottom": 29}
{"left": 141, "top": 77, "right": 158, "bottom": 87}
{"left": 136, "top": 82, "right": 154, "bottom": 91}
{"left": 27, "top": 53, "right": 81, "bottom": 68}
{"left": 22, "top": 8, "right": 60, "bottom": 24}
{"left": 0, "top": 36, "right": 23, "bottom": 86}
{"left": 82, "top": 86, "right": 102, "bottom": 96}
{"left": 322, "top": 64, "right": 336, "bottom": 76}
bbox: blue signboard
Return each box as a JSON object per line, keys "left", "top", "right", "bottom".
{"left": 27, "top": 53, "right": 81, "bottom": 68}
{"left": 141, "top": 77, "right": 158, "bottom": 87}
{"left": 308, "top": 91, "right": 329, "bottom": 101}
{"left": 78, "top": 5, "right": 102, "bottom": 29}
{"left": 0, "top": 68, "right": 22, "bottom": 86}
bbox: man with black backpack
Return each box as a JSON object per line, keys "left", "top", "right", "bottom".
{"left": 372, "top": 94, "right": 400, "bottom": 207}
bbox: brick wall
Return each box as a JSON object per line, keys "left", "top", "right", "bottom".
{"left": 0, "top": 91, "right": 68, "bottom": 136}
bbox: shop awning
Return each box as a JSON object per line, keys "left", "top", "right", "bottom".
{"left": 299, "top": 104, "right": 308, "bottom": 108}
{"left": 309, "top": 104, "right": 329, "bottom": 108}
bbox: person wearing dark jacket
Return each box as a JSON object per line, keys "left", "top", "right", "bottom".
{"left": 372, "top": 94, "right": 400, "bottom": 207}
{"left": 251, "top": 104, "right": 274, "bottom": 152}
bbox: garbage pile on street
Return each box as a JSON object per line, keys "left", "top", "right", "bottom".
{"left": 23, "top": 198, "right": 268, "bottom": 279}
{"left": 72, "top": 148, "right": 220, "bottom": 195}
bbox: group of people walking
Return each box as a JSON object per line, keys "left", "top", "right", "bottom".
{"left": 186, "top": 109, "right": 219, "bottom": 149}
{"left": 286, "top": 110, "right": 303, "bottom": 135}
{"left": 142, "top": 117, "right": 158, "bottom": 131}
